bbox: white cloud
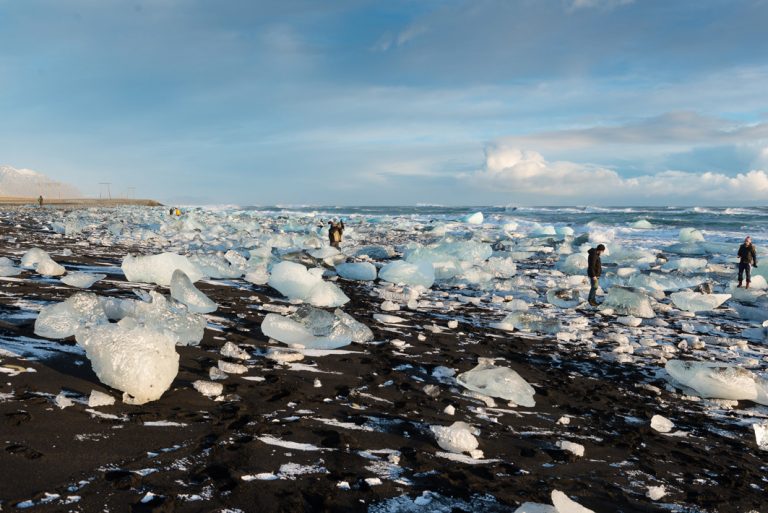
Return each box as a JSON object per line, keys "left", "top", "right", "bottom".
{"left": 374, "top": 24, "right": 428, "bottom": 52}
{"left": 469, "top": 145, "right": 768, "bottom": 203}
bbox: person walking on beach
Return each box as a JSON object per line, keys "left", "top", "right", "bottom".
{"left": 737, "top": 236, "right": 758, "bottom": 288}
{"left": 328, "top": 220, "right": 344, "bottom": 249}
{"left": 38, "top": 195, "right": 43, "bottom": 207}
{"left": 587, "top": 244, "right": 605, "bottom": 306}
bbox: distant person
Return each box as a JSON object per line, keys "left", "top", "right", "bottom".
{"left": 737, "top": 236, "right": 758, "bottom": 288}
{"left": 587, "top": 244, "right": 605, "bottom": 306}
{"left": 38, "top": 195, "right": 43, "bottom": 207}
{"left": 328, "top": 220, "right": 344, "bottom": 249}
{"left": 169, "top": 207, "right": 175, "bottom": 216}
{"left": 174, "top": 208, "right": 182, "bottom": 217}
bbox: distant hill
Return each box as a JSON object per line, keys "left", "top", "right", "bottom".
{"left": 0, "top": 165, "right": 81, "bottom": 198}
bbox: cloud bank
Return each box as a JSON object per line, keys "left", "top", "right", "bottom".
{"left": 470, "top": 146, "right": 768, "bottom": 204}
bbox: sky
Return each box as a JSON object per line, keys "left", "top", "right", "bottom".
{"left": 0, "top": 0, "right": 767, "bottom": 206}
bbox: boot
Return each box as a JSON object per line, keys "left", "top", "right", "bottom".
{"left": 737, "top": 280, "right": 743, "bottom": 288}
{"left": 746, "top": 281, "right": 750, "bottom": 289}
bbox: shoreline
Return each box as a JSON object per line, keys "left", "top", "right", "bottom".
{"left": 0, "top": 208, "right": 765, "bottom": 512}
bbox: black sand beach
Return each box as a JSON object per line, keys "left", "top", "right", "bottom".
{"left": 0, "top": 207, "right": 765, "bottom": 513}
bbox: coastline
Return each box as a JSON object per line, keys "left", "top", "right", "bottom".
{"left": 0, "top": 197, "right": 162, "bottom": 207}
{"left": 0, "top": 208, "right": 765, "bottom": 512}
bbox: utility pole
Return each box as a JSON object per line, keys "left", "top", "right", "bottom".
{"left": 98, "top": 182, "right": 112, "bottom": 200}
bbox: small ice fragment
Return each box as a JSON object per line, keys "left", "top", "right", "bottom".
{"left": 218, "top": 360, "right": 247, "bottom": 374}
{"left": 430, "top": 421, "right": 479, "bottom": 454}
{"left": 365, "top": 477, "right": 382, "bottom": 486}
{"left": 335, "top": 262, "right": 377, "bottom": 281}
{"left": 650, "top": 415, "right": 674, "bottom": 433}
{"left": 373, "top": 313, "right": 406, "bottom": 324}
{"left": 336, "top": 481, "right": 350, "bottom": 490}
{"left": 513, "top": 503, "right": 557, "bottom": 513}
{"left": 209, "top": 366, "right": 228, "bottom": 380}
{"left": 617, "top": 316, "right": 642, "bottom": 327}
{"left": 265, "top": 348, "right": 304, "bottom": 363}
{"left": 170, "top": 269, "right": 218, "bottom": 314}
{"left": 468, "top": 449, "right": 484, "bottom": 459}
{"left": 443, "top": 405, "right": 455, "bottom": 415}
{"left": 753, "top": 422, "right": 768, "bottom": 450}
{"left": 88, "top": 390, "right": 115, "bottom": 407}
{"left": 456, "top": 359, "right": 535, "bottom": 407}
{"left": 447, "top": 320, "right": 458, "bottom": 329}
{"left": 220, "top": 341, "right": 249, "bottom": 360}
{"left": 193, "top": 380, "right": 223, "bottom": 397}
{"left": 380, "top": 300, "right": 400, "bottom": 311}
{"left": 55, "top": 392, "right": 74, "bottom": 409}
{"left": 551, "top": 490, "right": 595, "bottom": 513}
{"left": 313, "top": 378, "right": 322, "bottom": 388}
{"left": 556, "top": 416, "right": 571, "bottom": 425}
{"left": 464, "top": 211, "right": 483, "bottom": 224}
{"left": 647, "top": 485, "right": 667, "bottom": 500}
{"left": 556, "top": 440, "right": 585, "bottom": 457}
{"left": 61, "top": 272, "right": 106, "bottom": 289}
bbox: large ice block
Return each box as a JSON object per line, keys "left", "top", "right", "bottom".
{"left": 665, "top": 359, "right": 768, "bottom": 405}
{"left": 170, "top": 269, "right": 218, "bottom": 314}
{"left": 122, "top": 252, "right": 204, "bottom": 286}
{"left": 457, "top": 359, "right": 535, "bottom": 407}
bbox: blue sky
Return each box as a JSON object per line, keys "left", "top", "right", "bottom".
{"left": 1, "top": 0, "right": 767, "bottom": 205}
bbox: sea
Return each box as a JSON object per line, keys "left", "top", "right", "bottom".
{"left": 235, "top": 205, "right": 768, "bottom": 246}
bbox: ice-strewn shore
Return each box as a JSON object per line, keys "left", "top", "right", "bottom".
{"left": 0, "top": 205, "right": 766, "bottom": 513}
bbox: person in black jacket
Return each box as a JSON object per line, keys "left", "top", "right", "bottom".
{"left": 587, "top": 244, "right": 605, "bottom": 306}
{"left": 737, "top": 236, "right": 758, "bottom": 288}
{"left": 328, "top": 220, "right": 345, "bottom": 249}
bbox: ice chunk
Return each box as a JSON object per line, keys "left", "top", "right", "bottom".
{"left": 599, "top": 286, "right": 655, "bottom": 318}
{"left": 430, "top": 421, "right": 479, "bottom": 453}
{"left": 551, "top": 490, "right": 595, "bottom": 513}
{"left": 379, "top": 260, "right": 435, "bottom": 288}
{"left": 221, "top": 341, "right": 250, "bottom": 360}
{"left": 88, "top": 390, "right": 115, "bottom": 407}
{"left": 670, "top": 291, "right": 730, "bottom": 312}
{"left": 0, "top": 257, "right": 21, "bottom": 277}
{"left": 556, "top": 440, "right": 584, "bottom": 457}
{"left": 260, "top": 306, "right": 369, "bottom": 349}
{"left": 193, "top": 380, "right": 223, "bottom": 397}
{"left": 268, "top": 261, "right": 349, "bottom": 307}
{"left": 35, "top": 292, "right": 109, "bottom": 339}
{"left": 464, "top": 212, "right": 484, "bottom": 224}
{"left": 61, "top": 272, "right": 106, "bottom": 289}
{"left": 76, "top": 319, "right": 179, "bottom": 405}
{"left": 559, "top": 254, "right": 587, "bottom": 275}
{"left": 189, "top": 254, "right": 243, "bottom": 279}
{"left": 456, "top": 359, "right": 535, "bottom": 407}
{"left": 632, "top": 219, "right": 653, "bottom": 229}
{"left": 55, "top": 392, "right": 74, "bottom": 409}
{"left": 650, "top": 414, "right": 674, "bottom": 433}
{"left": 244, "top": 266, "right": 270, "bottom": 285}
{"left": 663, "top": 258, "right": 707, "bottom": 272}
{"left": 170, "top": 270, "right": 217, "bottom": 314}
{"left": 494, "top": 311, "right": 562, "bottom": 335}
{"left": 665, "top": 360, "right": 768, "bottom": 405}
{"left": 122, "top": 253, "right": 204, "bottom": 286}
{"left": 20, "top": 247, "right": 49, "bottom": 268}
{"left": 754, "top": 422, "right": 768, "bottom": 451}
{"left": 218, "top": 360, "right": 247, "bottom": 374}
{"left": 335, "top": 262, "right": 377, "bottom": 281}
{"left": 647, "top": 486, "right": 666, "bottom": 501}
{"left": 679, "top": 227, "right": 704, "bottom": 243}
{"left": 546, "top": 288, "right": 581, "bottom": 308}
{"left": 35, "top": 255, "right": 66, "bottom": 276}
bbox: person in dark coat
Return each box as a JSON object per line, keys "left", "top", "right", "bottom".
{"left": 587, "top": 244, "right": 605, "bottom": 306}
{"left": 737, "top": 236, "right": 758, "bottom": 288}
{"left": 328, "top": 220, "right": 344, "bottom": 249}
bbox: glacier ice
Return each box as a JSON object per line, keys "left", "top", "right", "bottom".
{"left": 551, "top": 490, "right": 595, "bottom": 513}
{"left": 244, "top": 265, "right": 270, "bottom": 285}
{"left": 599, "top": 286, "right": 655, "bottom": 318}
{"left": 268, "top": 261, "right": 349, "bottom": 307}
{"left": 665, "top": 360, "right": 768, "bottom": 405}
{"left": 0, "top": 257, "right": 21, "bottom": 277}
{"left": 170, "top": 269, "right": 218, "bottom": 314}
{"left": 546, "top": 288, "right": 581, "bottom": 308}
{"left": 663, "top": 258, "right": 708, "bottom": 272}
{"left": 61, "top": 272, "right": 106, "bottom": 289}
{"left": 463, "top": 212, "right": 484, "bottom": 224}
{"left": 122, "top": 252, "right": 204, "bottom": 286}
{"left": 193, "top": 380, "right": 223, "bottom": 397}
{"left": 494, "top": 311, "right": 562, "bottom": 335}
{"left": 23, "top": 247, "right": 66, "bottom": 276}
{"left": 456, "top": 359, "right": 535, "bottom": 407}
{"left": 559, "top": 254, "right": 587, "bottom": 275}
{"left": 670, "top": 291, "right": 730, "bottom": 312}
{"left": 335, "top": 262, "right": 377, "bottom": 281}
{"left": 189, "top": 254, "right": 243, "bottom": 279}
{"left": 88, "top": 390, "right": 115, "bottom": 407}
{"left": 679, "top": 227, "right": 704, "bottom": 243}
{"left": 260, "top": 306, "right": 370, "bottom": 349}
{"left": 379, "top": 260, "right": 435, "bottom": 288}
{"left": 650, "top": 414, "right": 674, "bottom": 433}
{"left": 632, "top": 219, "right": 653, "bottom": 229}
{"left": 34, "top": 292, "right": 109, "bottom": 339}
{"left": 76, "top": 319, "right": 179, "bottom": 405}
{"left": 430, "top": 421, "right": 479, "bottom": 453}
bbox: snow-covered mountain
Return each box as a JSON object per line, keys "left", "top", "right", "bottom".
{"left": 0, "top": 165, "right": 81, "bottom": 198}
